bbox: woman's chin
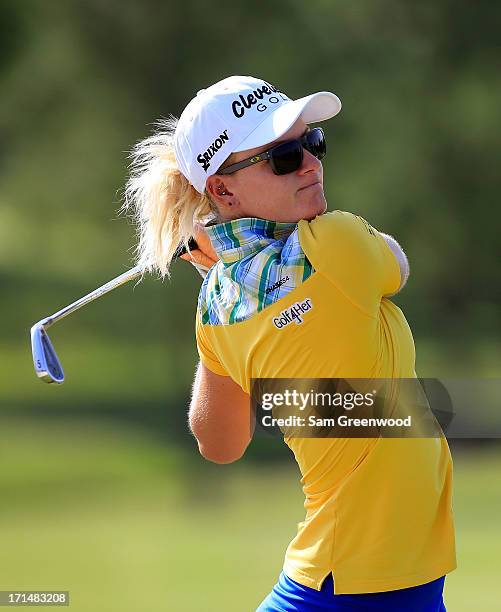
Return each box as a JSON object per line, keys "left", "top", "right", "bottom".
{"left": 302, "top": 197, "right": 327, "bottom": 221}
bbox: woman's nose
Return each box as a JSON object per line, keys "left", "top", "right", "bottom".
{"left": 299, "top": 148, "right": 322, "bottom": 174}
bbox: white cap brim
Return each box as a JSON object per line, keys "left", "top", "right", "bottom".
{"left": 232, "top": 91, "right": 341, "bottom": 153}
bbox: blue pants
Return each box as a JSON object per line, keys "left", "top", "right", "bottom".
{"left": 256, "top": 572, "right": 446, "bottom": 611}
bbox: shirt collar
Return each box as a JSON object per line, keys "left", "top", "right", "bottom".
{"left": 206, "top": 217, "right": 297, "bottom": 265}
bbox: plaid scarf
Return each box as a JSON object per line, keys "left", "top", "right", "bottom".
{"left": 198, "top": 217, "right": 314, "bottom": 326}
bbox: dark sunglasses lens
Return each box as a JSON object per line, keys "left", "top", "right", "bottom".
{"left": 270, "top": 140, "right": 303, "bottom": 175}
{"left": 305, "top": 129, "right": 326, "bottom": 160}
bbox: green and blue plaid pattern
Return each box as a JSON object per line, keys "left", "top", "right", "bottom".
{"left": 198, "top": 217, "right": 314, "bottom": 326}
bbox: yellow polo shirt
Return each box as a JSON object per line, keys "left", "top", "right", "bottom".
{"left": 196, "top": 211, "right": 456, "bottom": 594}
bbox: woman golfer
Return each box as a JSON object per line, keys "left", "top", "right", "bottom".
{"left": 123, "top": 75, "right": 456, "bottom": 611}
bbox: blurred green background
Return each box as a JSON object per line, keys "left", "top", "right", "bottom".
{"left": 1, "top": 1, "right": 500, "bottom": 610}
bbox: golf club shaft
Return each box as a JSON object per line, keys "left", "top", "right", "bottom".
{"left": 38, "top": 236, "right": 201, "bottom": 330}
{"left": 40, "top": 266, "right": 144, "bottom": 330}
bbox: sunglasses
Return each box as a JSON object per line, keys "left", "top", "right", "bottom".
{"left": 217, "top": 127, "right": 326, "bottom": 176}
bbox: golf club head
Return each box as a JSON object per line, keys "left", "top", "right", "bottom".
{"left": 30, "top": 324, "right": 65, "bottom": 384}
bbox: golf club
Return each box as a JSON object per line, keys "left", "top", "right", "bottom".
{"left": 31, "top": 238, "right": 200, "bottom": 385}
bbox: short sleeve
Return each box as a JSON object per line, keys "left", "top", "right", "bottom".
{"left": 298, "top": 211, "right": 400, "bottom": 312}
{"left": 195, "top": 311, "right": 229, "bottom": 376}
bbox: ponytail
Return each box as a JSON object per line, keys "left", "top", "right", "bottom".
{"left": 120, "top": 116, "right": 216, "bottom": 279}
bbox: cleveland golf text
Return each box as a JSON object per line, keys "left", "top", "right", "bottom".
{"left": 231, "top": 81, "right": 288, "bottom": 118}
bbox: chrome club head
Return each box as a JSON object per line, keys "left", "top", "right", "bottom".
{"left": 30, "top": 323, "right": 65, "bottom": 384}
{"left": 29, "top": 266, "right": 145, "bottom": 385}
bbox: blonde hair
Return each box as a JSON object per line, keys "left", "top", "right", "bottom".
{"left": 120, "top": 116, "right": 217, "bottom": 279}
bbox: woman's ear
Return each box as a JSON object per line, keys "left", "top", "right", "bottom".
{"left": 206, "top": 175, "right": 236, "bottom": 211}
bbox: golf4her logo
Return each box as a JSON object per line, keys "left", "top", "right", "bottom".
{"left": 273, "top": 298, "right": 313, "bottom": 329}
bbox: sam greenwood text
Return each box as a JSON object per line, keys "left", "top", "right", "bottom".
{"left": 261, "top": 415, "right": 413, "bottom": 428}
